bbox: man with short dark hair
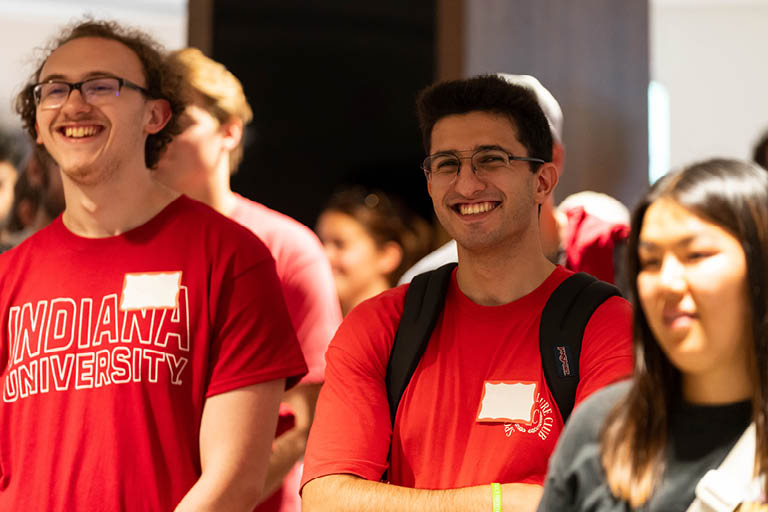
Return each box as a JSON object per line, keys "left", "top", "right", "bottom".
{"left": 300, "top": 75, "right": 633, "bottom": 512}
{"left": 0, "top": 19, "right": 307, "bottom": 511}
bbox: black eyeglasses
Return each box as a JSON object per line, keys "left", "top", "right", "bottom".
{"left": 33, "top": 76, "right": 150, "bottom": 110}
{"left": 422, "top": 147, "right": 546, "bottom": 186}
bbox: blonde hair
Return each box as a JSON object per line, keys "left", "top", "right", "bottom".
{"left": 168, "top": 48, "right": 253, "bottom": 173}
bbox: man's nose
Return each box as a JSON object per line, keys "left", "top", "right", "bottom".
{"left": 453, "top": 157, "right": 485, "bottom": 195}
{"left": 60, "top": 88, "right": 91, "bottom": 114}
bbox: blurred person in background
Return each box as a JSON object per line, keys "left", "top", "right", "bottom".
{"left": 2, "top": 146, "right": 64, "bottom": 249}
{"left": 154, "top": 47, "right": 342, "bottom": 512}
{"left": 538, "top": 158, "right": 768, "bottom": 511}
{"left": 315, "top": 185, "right": 433, "bottom": 316}
{"left": 399, "top": 74, "right": 630, "bottom": 292}
{"left": 0, "top": 128, "right": 27, "bottom": 250}
{"left": 753, "top": 128, "right": 768, "bottom": 170}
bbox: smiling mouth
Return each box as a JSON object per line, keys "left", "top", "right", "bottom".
{"left": 455, "top": 201, "right": 499, "bottom": 215}
{"left": 663, "top": 312, "right": 697, "bottom": 328}
{"left": 59, "top": 126, "right": 104, "bottom": 139}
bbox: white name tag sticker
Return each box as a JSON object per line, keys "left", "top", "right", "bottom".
{"left": 120, "top": 272, "right": 182, "bottom": 311}
{"left": 476, "top": 381, "right": 537, "bottom": 424}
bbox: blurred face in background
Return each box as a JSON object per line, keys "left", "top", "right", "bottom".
{"left": 316, "top": 209, "right": 401, "bottom": 315}
{"left": 0, "top": 161, "right": 19, "bottom": 225}
{"left": 155, "top": 96, "right": 235, "bottom": 192}
{"left": 636, "top": 198, "right": 752, "bottom": 403}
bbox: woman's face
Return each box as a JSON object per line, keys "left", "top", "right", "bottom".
{"left": 636, "top": 199, "right": 752, "bottom": 399}
{"left": 316, "top": 210, "right": 393, "bottom": 312}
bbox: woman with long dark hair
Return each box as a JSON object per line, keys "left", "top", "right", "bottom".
{"left": 538, "top": 158, "right": 768, "bottom": 510}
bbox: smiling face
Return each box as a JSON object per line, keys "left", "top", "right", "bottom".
{"left": 316, "top": 210, "right": 398, "bottom": 315}
{"left": 34, "top": 37, "right": 166, "bottom": 185}
{"left": 427, "top": 111, "right": 555, "bottom": 253}
{"left": 637, "top": 199, "right": 752, "bottom": 399}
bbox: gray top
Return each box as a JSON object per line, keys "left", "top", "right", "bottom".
{"left": 537, "top": 380, "right": 752, "bottom": 511}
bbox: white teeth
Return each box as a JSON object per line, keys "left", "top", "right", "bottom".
{"left": 63, "top": 126, "right": 98, "bottom": 138}
{"left": 459, "top": 202, "right": 496, "bottom": 215}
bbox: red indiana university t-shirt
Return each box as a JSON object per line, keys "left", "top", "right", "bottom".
{"left": 0, "top": 196, "right": 307, "bottom": 511}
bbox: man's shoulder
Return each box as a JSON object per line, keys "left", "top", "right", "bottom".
{"left": 333, "top": 285, "right": 409, "bottom": 350}
{"left": 0, "top": 219, "right": 60, "bottom": 265}
{"left": 347, "top": 285, "right": 409, "bottom": 324}
{"left": 229, "top": 194, "right": 324, "bottom": 257}
{"left": 177, "top": 196, "right": 271, "bottom": 248}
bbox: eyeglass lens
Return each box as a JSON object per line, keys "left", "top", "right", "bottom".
{"left": 425, "top": 149, "right": 513, "bottom": 180}
{"left": 36, "top": 78, "right": 122, "bottom": 109}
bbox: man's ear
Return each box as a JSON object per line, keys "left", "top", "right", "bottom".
{"left": 535, "top": 162, "right": 558, "bottom": 202}
{"left": 219, "top": 118, "right": 243, "bottom": 151}
{"left": 145, "top": 99, "right": 172, "bottom": 134}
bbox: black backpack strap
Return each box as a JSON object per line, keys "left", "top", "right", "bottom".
{"left": 539, "top": 272, "right": 621, "bottom": 424}
{"left": 386, "top": 262, "right": 457, "bottom": 426}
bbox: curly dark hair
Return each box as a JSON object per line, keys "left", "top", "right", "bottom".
{"left": 14, "top": 18, "right": 184, "bottom": 169}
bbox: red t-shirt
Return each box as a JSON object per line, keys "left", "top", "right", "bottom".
{"left": 0, "top": 196, "right": 308, "bottom": 511}
{"left": 301, "top": 266, "right": 632, "bottom": 490}
{"left": 229, "top": 193, "right": 341, "bottom": 385}
{"left": 229, "top": 194, "right": 342, "bottom": 512}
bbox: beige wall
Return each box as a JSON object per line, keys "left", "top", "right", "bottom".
{"left": 651, "top": 0, "right": 768, "bottom": 170}
{"left": 0, "top": 0, "right": 187, "bottom": 129}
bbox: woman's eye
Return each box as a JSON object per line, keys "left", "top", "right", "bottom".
{"left": 687, "top": 250, "right": 715, "bottom": 261}
{"left": 638, "top": 257, "right": 661, "bottom": 269}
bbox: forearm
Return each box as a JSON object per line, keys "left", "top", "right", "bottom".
{"left": 174, "top": 473, "right": 262, "bottom": 512}
{"left": 260, "top": 425, "right": 309, "bottom": 499}
{"left": 260, "top": 382, "right": 322, "bottom": 500}
{"left": 302, "top": 474, "right": 542, "bottom": 512}
{"left": 175, "top": 380, "right": 286, "bottom": 512}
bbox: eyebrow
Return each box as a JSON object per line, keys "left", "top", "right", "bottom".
{"left": 431, "top": 144, "right": 508, "bottom": 156}
{"left": 638, "top": 235, "right": 702, "bottom": 251}
{"left": 37, "top": 71, "right": 119, "bottom": 84}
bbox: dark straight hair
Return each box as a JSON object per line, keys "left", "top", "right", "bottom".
{"left": 415, "top": 74, "right": 553, "bottom": 169}
{"left": 600, "top": 158, "right": 768, "bottom": 506}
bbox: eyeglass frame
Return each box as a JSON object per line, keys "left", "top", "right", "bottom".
{"left": 421, "top": 145, "right": 547, "bottom": 181}
{"left": 32, "top": 75, "right": 150, "bottom": 110}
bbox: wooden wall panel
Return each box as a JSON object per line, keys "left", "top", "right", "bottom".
{"left": 447, "top": 0, "right": 650, "bottom": 208}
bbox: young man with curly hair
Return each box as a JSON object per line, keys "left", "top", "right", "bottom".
{"left": 0, "top": 19, "right": 307, "bottom": 511}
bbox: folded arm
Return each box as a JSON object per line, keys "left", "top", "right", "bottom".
{"left": 302, "top": 474, "right": 542, "bottom": 512}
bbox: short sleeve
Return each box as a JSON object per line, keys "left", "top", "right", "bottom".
{"left": 575, "top": 296, "right": 633, "bottom": 406}
{"left": 300, "top": 289, "right": 405, "bottom": 491}
{"left": 206, "top": 256, "right": 308, "bottom": 397}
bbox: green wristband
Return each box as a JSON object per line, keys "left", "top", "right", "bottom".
{"left": 491, "top": 482, "right": 502, "bottom": 512}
